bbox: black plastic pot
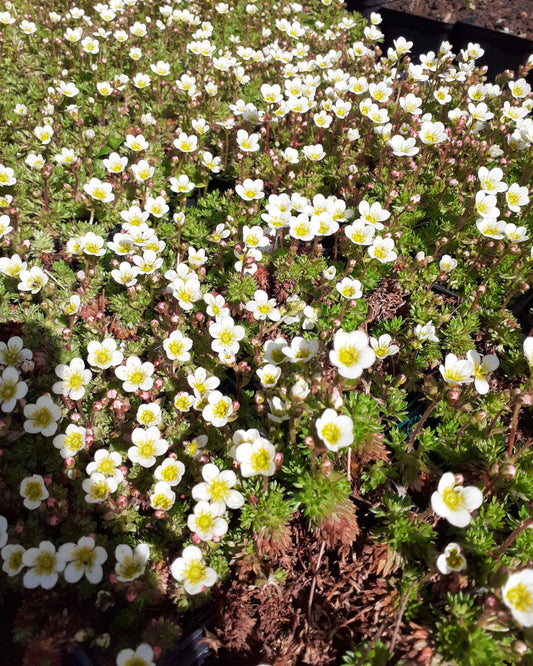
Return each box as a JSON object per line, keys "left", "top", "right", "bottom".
{"left": 345, "top": 2, "right": 533, "bottom": 81}
{"left": 511, "top": 287, "right": 533, "bottom": 334}
{"left": 159, "top": 629, "right": 210, "bottom": 666}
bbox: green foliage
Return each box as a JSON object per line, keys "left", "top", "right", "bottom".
{"left": 292, "top": 470, "right": 351, "bottom": 530}
{"left": 341, "top": 640, "right": 393, "bottom": 666}
{"left": 240, "top": 481, "right": 295, "bottom": 542}
{"left": 344, "top": 392, "right": 383, "bottom": 447}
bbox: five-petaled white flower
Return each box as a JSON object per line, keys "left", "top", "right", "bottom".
{"left": 192, "top": 463, "right": 244, "bottom": 511}
{"left": 431, "top": 472, "right": 483, "bottom": 527}
{"left": 114, "top": 543, "right": 150, "bottom": 582}
{"left": 23, "top": 395, "right": 62, "bottom": 437}
{"left": 439, "top": 353, "right": 474, "bottom": 386}
{"left": 170, "top": 545, "right": 217, "bottom": 595}
{"left": 115, "top": 356, "right": 154, "bottom": 392}
{"left": 235, "top": 437, "right": 276, "bottom": 477}
{"left": 22, "top": 541, "right": 65, "bottom": 590}
{"left": 53, "top": 358, "right": 92, "bottom": 401}
{"left": 20, "top": 474, "right": 49, "bottom": 510}
{"left": 83, "top": 177, "right": 115, "bottom": 203}
{"left": 330, "top": 329, "right": 376, "bottom": 380}
{"left": 501, "top": 569, "right": 533, "bottom": 627}
{"left": 58, "top": 536, "right": 108, "bottom": 584}
{"left": 187, "top": 500, "right": 228, "bottom": 541}
{"left": 466, "top": 350, "right": 499, "bottom": 394}
{"left": 315, "top": 408, "right": 354, "bottom": 452}
{"left": 0, "top": 367, "right": 28, "bottom": 412}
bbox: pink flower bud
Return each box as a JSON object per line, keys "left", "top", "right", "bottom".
{"left": 106, "top": 389, "right": 118, "bottom": 400}
{"left": 191, "top": 533, "right": 201, "bottom": 545}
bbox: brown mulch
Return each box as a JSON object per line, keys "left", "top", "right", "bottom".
{"left": 382, "top": 0, "right": 533, "bottom": 39}
{"left": 204, "top": 515, "right": 432, "bottom": 665}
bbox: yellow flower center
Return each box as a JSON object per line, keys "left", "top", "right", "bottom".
{"left": 34, "top": 551, "right": 56, "bottom": 576}
{"left": 25, "top": 480, "right": 44, "bottom": 502}
{"left": 138, "top": 441, "right": 156, "bottom": 459}
{"left": 321, "top": 422, "right": 341, "bottom": 444}
{"left": 152, "top": 493, "right": 172, "bottom": 510}
{"left": 207, "top": 478, "right": 229, "bottom": 503}
{"left": 91, "top": 480, "right": 110, "bottom": 500}
{"left": 0, "top": 380, "right": 17, "bottom": 401}
{"left": 442, "top": 485, "right": 464, "bottom": 511}
{"left": 32, "top": 407, "right": 53, "bottom": 429}
{"left": 183, "top": 559, "right": 205, "bottom": 585}
{"left": 128, "top": 369, "right": 145, "bottom": 386}
{"left": 445, "top": 548, "right": 463, "bottom": 569}
{"left": 212, "top": 399, "right": 229, "bottom": 418}
{"left": 250, "top": 448, "right": 270, "bottom": 473}
{"left": 66, "top": 432, "right": 83, "bottom": 452}
{"left": 161, "top": 465, "right": 179, "bottom": 483}
{"left": 373, "top": 245, "right": 387, "bottom": 259}
{"left": 97, "top": 458, "right": 115, "bottom": 475}
{"left": 92, "top": 187, "right": 106, "bottom": 200}
{"left": 74, "top": 545, "right": 97, "bottom": 568}
{"left": 124, "top": 657, "right": 147, "bottom": 666}
{"left": 508, "top": 192, "right": 520, "bottom": 207}
{"left": 118, "top": 556, "right": 143, "bottom": 579}
{"left": 195, "top": 511, "right": 215, "bottom": 532}
{"left": 94, "top": 348, "right": 112, "bottom": 366}
{"left": 337, "top": 345, "right": 360, "bottom": 367}
{"left": 218, "top": 330, "right": 234, "bottom": 345}
{"left": 67, "top": 372, "right": 84, "bottom": 389}
{"left": 506, "top": 583, "right": 533, "bottom": 612}
{"left": 9, "top": 550, "right": 23, "bottom": 571}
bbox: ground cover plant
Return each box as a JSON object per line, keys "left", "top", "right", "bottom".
{"left": 0, "top": 0, "right": 533, "bottom": 664}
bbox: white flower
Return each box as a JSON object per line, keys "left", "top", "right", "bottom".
{"left": 169, "top": 275, "right": 203, "bottom": 310}
{"left": 150, "top": 481, "right": 176, "bottom": 511}
{"left": 136, "top": 403, "right": 162, "bottom": 428}
{"left": 18, "top": 266, "right": 49, "bottom": 294}
{"left": 116, "top": 644, "right": 155, "bottom": 666}
{"left": 132, "top": 73, "right": 151, "bottom": 89}
{"left": 111, "top": 261, "right": 139, "bottom": 287}
{"left": 436, "top": 543, "right": 467, "bottom": 574}
{"left": 356, "top": 200, "right": 390, "bottom": 230}
{"left": 431, "top": 472, "right": 483, "bottom": 527}
{"left": 125, "top": 134, "right": 149, "bottom": 152}
{"left": 154, "top": 458, "right": 185, "bottom": 486}
{"left": 20, "top": 474, "right": 49, "bottom": 510}
{"left": 267, "top": 396, "right": 290, "bottom": 423}
{"left": 34, "top": 125, "right": 54, "bottom": 145}
{"left": 53, "top": 357, "right": 92, "bottom": 401}
{"left": 192, "top": 463, "right": 244, "bottom": 511}
{"left": 370, "top": 334, "right": 399, "bottom": 359}
{"left": 150, "top": 60, "right": 170, "bottom": 76}
{"left": 439, "top": 255, "right": 458, "bottom": 272}
{"left": 0, "top": 163, "right": 16, "bottom": 186}
{"left": 505, "top": 223, "right": 529, "bottom": 243}
{"left": 263, "top": 337, "right": 289, "bottom": 365}
{"left": 169, "top": 174, "right": 196, "bottom": 194}
{"left": 478, "top": 166, "right": 508, "bottom": 194}
{"left": 163, "top": 330, "right": 193, "bottom": 363}
{"left": 439, "top": 353, "right": 474, "bottom": 386}
{"left": 235, "top": 178, "right": 265, "bottom": 201}
{"left": 173, "top": 132, "right": 198, "bottom": 153}
{"left": 501, "top": 570, "right": 533, "bottom": 627}
{"left": 144, "top": 196, "right": 169, "bottom": 219}
{"left": 388, "top": 135, "right": 419, "bottom": 157}
{"left": 128, "top": 427, "right": 169, "bottom": 468}
{"left": 368, "top": 236, "right": 397, "bottom": 263}
{"left": 63, "top": 294, "right": 81, "bottom": 315}
{"left": 115, "top": 356, "right": 154, "bottom": 392}
{"left": 133, "top": 250, "right": 164, "bottom": 275}
{"left": 414, "top": 321, "right": 439, "bottom": 343}
{"left": 476, "top": 217, "right": 506, "bottom": 239}
{"left": 114, "top": 543, "right": 149, "bottom": 582}
{"left": 82, "top": 473, "right": 118, "bottom": 503}
{"left": 466, "top": 350, "right": 499, "bottom": 395}
{"left": 23, "top": 395, "right": 62, "bottom": 437}
{"left": 209, "top": 316, "right": 245, "bottom": 355}
{"left": 418, "top": 121, "right": 448, "bottom": 145}
{"left": 256, "top": 364, "right": 282, "bottom": 388}
{"left": 187, "top": 501, "right": 228, "bottom": 541}
{"left": 330, "top": 329, "right": 376, "bottom": 380}
{"left": 83, "top": 177, "right": 115, "bottom": 203}
{"left": 131, "top": 160, "right": 155, "bottom": 182}
{"left": 282, "top": 337, "right": 319, "bottom": 364}
{"left": 2, "top": 544, "right": 25, "bottom": 577}
{"left": 302, "top": 143, "right": 326, "bottom": 161}
{"left": 22, "top": 541, "right": 65, "bottom": 590}
{"left": 53, "top": 424, "right": 86, "bottom": 458}
{"left": 86, "top": 449, "right": 124, "bottom": 482}
{"left": 103, "top": 152, "right": 128, "bottom": 174}
{"left": 236, "top": 129, "right": 260, "bottom": 152}
{"left": 235, "top": 437, "right": 276, "bottom": 477}
{"left": 0, "top": 254, "right": 27, "bottom": 278}
{"left": 202, "top": 391, "right": 234, "bottom": 427}
{"left": 0, "top": 336, "right": 32, "bottom": 367}
{"left": 245, "top": 290, "right": 280, "bottom": 321}
{"left": 0, "top": 516, "right": 7, "bottom": 549}
{"left": 344, "top": 221, "right": 376, "bottom": 246}
{"left": 315, "top": 408, "right": 354, "bottom": 452}
{"left": 58, "top": 536, "right": 107, "bottom": 584}
{"left": 336, "top": 277, "right": 363, "bottom": 300}
{"left": 170, "top": 545, "right": 217, "bottom": 595}
{"left": 0, "top": 367, "right": 27, "bottom": 413}
{"left": 87, "top": 338, "right": 123, "bottom": 370}
{"left": 524, "top": 337, "right": 533, "bottom": 367}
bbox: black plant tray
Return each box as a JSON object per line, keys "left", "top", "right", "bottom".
{"left": 346, "top": 1, "right": 533, "bottom": 81}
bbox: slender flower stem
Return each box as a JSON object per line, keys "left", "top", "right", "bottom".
{"left": 408, "top": 396, "right": 441, "bottom": 451}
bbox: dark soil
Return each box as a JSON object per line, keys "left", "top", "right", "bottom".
{"left": 381, "top": 0, "right": 533, "bottom": 39}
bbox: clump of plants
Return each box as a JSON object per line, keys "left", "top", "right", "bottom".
{"left": 0, "top": 0, "right": 533, "bottom": 664}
